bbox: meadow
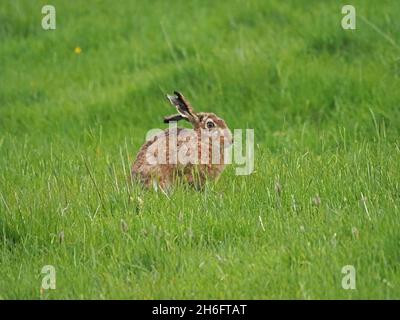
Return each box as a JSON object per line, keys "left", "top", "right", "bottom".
{"left": 0, "top": 0, "right": 399, "bottom": 299}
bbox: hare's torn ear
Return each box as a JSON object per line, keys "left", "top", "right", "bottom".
{"left": 163, "top": 114, "right": 188, "bottom": 123}
{"left": 166, "top": 91, "right": 199, "bottom": 124}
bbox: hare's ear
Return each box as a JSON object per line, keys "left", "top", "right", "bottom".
{"left": 163, "top": 114, "right": 188, "bottom": 123}
{"left": 166, "top": 91, "right": 199, "bottom": 125}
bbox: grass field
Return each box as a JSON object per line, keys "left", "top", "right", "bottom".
{"left": 0, "top": 0, "right": 400, "bottom": 299}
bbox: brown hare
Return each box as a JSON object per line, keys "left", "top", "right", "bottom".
{"left": 131, "top": 91, "right": 233, "bottom": 190}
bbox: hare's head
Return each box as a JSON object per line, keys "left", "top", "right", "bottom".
{"left": 164, "top": 91, "right": 233, "bottom": 145}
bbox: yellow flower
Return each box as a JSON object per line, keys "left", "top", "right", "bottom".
{"left": 74, "top": 46, "right": 82, "bottom": 54}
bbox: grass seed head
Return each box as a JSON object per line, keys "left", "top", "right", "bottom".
{"left": 120, "top": 219, "right": 128, "bottom": 233}
{"left": 275, "top": 181, "right": 282, "bottom": 195}
{"left": 312, "top": 195, "right": 321, "bottom": 207}
{"left": 58, "top": 231, "right": 65, "bottom": 244}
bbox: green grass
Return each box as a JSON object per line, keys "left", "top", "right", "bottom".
{"left": 1, "top": 0, "right": 400, "bottom": 299}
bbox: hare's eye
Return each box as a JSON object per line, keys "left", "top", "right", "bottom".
{"left": 206, "top": 120, "right": 215, "bottom": 129}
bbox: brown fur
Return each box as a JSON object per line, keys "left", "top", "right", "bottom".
{"left": 131, "top": 91, "right": 232, "bottom": 190}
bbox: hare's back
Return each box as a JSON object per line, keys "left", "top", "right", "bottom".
{"left": 132, "top": 128, "right": 196, "bottom": 170}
